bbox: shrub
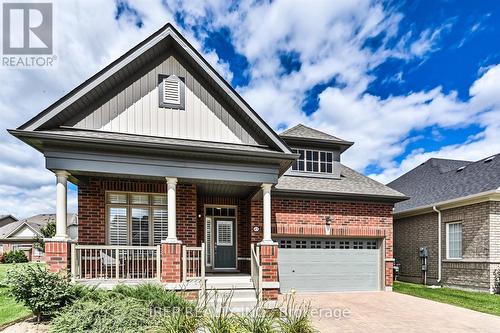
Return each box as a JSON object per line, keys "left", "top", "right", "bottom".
{"left": 0, "top": 253, "right": 4, "bottom": 263}
{"left": 3, "top": 250, "right": 28, "bottom": 263}
{"left": 494, "top": 268, "right": 500, "bottom": 294}
{"left": 278, "top": 294, "right": 318, "bottom": 333}
{"left": 237, "top": 307, "right": 277, "bottom": 333}
{"left": 50, "top": 297, "right": 152, "bottom": 333}
{"left": 153, "top": 309, "right": 204, "bottom": 333}
{"left": 6, "top": 264, "right": 79, "bottom": 321}
{"left": 113, "top": 283, "right": 194, "bottom": 311}
{"left": 203, "top": 291, "right": 240, "bottom": 333}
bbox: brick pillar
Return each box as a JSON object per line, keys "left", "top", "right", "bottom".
{"left": 45, "top": 240, "right": 70, "bottom": 273}
{"left": 385, "top": 229, "right": 394, "bottom": 290}
{"left": 260, "top": 243, "right": 279, "bottom": 300}
{"left": 161, "top": 242, "right": 182, "bottom": 283}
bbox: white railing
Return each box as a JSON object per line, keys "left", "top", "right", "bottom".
{"left": 251, "top": 243, "right": 263, "bottom": 302}
{"left": 71, "top": 244, "right": 161, "bottom": 281}
{"left": 182, "top": 243, "right": 205, "bottom": 282}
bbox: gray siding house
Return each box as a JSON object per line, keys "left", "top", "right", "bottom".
{"left": 388, "top": 154, "right": 500, "bottom": 292}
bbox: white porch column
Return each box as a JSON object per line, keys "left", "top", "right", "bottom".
{"left": 165, "top": 177, "right": 179, "bottom": 243}
{"left": 260, "top": 183, "right": 274, "bottom": 244}
{"left": 55, "top": 170, "right": 69, "bottom": 239}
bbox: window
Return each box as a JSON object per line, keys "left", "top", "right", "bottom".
{"left": 107, "top": 192, "right": 167, "bottom": 246}
{"left": 310, "top": 240, "right": 322, "bottom": 248}
{"left": 206, "top": 207, "right": 236, "bottom": 217}
{"left": 158, "top": 75, "right": 185, "bottom": 109}
{"left": 291, "top": 148, "right": 334, "bottom": 174}
{"left": 447, "top": 222, "right": 462, "bottom": 259}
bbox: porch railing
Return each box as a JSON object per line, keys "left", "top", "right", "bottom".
{"left": 251, "top": 243, "right": 263, "bottom": 302}
{"left": 182, "top": 243, "right": 205, "bottom": 282}
{"left": 71, "top": 244, "right": 161, "bottom": 281}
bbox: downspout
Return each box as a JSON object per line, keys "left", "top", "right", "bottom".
{"left": 433, "top": 206, "right": 442, "bottom": 283}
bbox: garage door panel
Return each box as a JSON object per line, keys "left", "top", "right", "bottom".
{"left": 277, "top": 238, "right": 381, "bottom": 292}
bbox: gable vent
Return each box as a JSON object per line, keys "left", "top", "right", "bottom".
{"left": 163, "top": 78, "right": 181, "bottom": 105}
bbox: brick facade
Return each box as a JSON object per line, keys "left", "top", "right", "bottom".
{"left": 73, "top": 177, "right": 396, "bottom": 292}
{"left": 394, "top": 201, "right": 500, "bottom": 292}
{"left": 45, "top": 240, "right": 70, "bottom": 273}
{"left": 78, "top": 177, "right": 196, "bottom": 246}
{"left": 260, "top": 243, "right": 279, "bottom": 300}
{"left": 271, "top": 197, "right": 394, "bottom": 288}
{"left": 161, "top": 242, "right": 182, "bottom": 283}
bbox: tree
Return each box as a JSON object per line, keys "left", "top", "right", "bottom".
{"left": 34, "top": 220, "right": 56, "bottom": 253}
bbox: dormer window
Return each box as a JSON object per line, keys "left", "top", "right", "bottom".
{"left": 292, "top": 148, "right": 334, "bottom": 174}
{"left": 158, "top": 74, "right": 185, "bottom": 109}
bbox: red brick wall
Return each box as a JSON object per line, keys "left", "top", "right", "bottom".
{"left": 161, "top": 243, "right": 182, "bottom": 283}
{"left": 271, "top": 197, "right": 394, "bottom": 287}
{"left": 45, "top": 241, "right": 70, "bottom": 273}
{"left": 78, "top": 178, "right": 197, "bottom": 246}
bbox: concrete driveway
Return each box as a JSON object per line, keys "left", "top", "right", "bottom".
{"left": 290, "top": 291, "right": 500, "bottom": 333}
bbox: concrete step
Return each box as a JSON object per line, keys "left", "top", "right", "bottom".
{"left": 205, "top": 275, "right": 254, "bottom": 289}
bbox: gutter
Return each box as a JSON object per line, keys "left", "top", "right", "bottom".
{"left": 432, "top": 206, "right": 442, "bottom": 283}
{"left": 393, "top": 188, "right": 500, "bottom": 218}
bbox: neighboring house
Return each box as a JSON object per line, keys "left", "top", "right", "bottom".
{"left": 0, "top": 215, "right": 18, "bottom": 228}
{"left": 9, "top": 23, "right": 405, "bottom": 298}
{"left": 0, "top": 214, "right": 78, "bottom": 261}
{"left": 388, "top": 155, "right": 500, "bottom": 292}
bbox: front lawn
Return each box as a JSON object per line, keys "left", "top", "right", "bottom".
{"left": 394, "top": 281, "right": 500, "bottom": 316}
{"left": 0, "top": 263, "right": 41, "bottom": 327}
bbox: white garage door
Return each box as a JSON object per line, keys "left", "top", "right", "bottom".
{"left": 277, "top": 238, "right": 381, "bottom": 292}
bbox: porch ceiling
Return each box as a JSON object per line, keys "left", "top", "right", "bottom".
{"left": 196, "top": 181, "right": 259, "bottom": 199}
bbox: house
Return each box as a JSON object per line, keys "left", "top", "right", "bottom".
{"left": 388, "top": 154, "right": 500, "bottom": 292}
{"left": 9, "top": 23, "right": 406, "bottom": 299}
{"left": 0, "top": 214, "right": 78, "bottom": 261}
{"left": 0, "top": 215, "right": 18, "bottom": 228}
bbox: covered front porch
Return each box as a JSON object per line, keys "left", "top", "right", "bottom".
{"left": 46, "top": 171, "right": 277, "bottom": 299}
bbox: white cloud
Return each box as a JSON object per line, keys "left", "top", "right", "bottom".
{"left": 0, "top": 0, "right": 498, "bottom": 217}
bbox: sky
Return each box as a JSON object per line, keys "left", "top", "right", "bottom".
{"left": 1, "top": 0, "right": 500, "bottom": 218}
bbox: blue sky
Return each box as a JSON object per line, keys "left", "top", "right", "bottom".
{"left": 1, "top": 0, "right": 500, "bottom": 217}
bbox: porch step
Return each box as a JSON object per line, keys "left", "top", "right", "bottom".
{"left": 205, "top": 275, "right": 254, "bottom": 290}
{"left": 204, "top": 289, "right": 258, "bottom": 313}
{"left": 203, "top": 275, "right": 258, "bottom": 313}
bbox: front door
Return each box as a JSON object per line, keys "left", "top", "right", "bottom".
{"left": 214, "top": 218, "right": 236, "bottom": 269}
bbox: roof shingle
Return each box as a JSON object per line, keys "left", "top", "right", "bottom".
{"left": 388, "top": 154, "right": 500, "bottom": 213}
{"left": 275, "top": 164, "right": 407, "bottom": 200}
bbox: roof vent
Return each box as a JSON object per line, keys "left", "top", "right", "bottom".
{"left": 456, "top": 166, "right": 466, "bottom": 172}
{"left": 484, "top": 156, "right": 495, "bottom": 163}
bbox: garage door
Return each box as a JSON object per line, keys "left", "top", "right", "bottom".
{"left": 277, "top": 238, "right": 381, "bottom": 292}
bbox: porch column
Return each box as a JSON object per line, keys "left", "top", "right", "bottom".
{"left": 261, "top": 183, "right": 273, "bottom": 244}
{"left": 55, "top": 170, "right": 69, "bottom": 239}
{"left": 165, "top": 177, "right": 179, "bottom": 243}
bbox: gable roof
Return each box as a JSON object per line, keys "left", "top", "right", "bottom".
{"left": 0, "top": 213, "right": 77, "bottom": 240}
{"left": 280, "top": 124, "right": 353, "bottom": 152}
{"left": 275, "top": 164, "right": 407, "bottom": 202}
{"left": 388, "top": 154, "right": 500, "bottom": 213}
{"left": 15, "top": 23, "right": 291, "bottom": 154}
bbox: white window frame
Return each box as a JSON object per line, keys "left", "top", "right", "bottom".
{"left": 106, "top": 192, "right": 168, "bottom": 246}
{"left": 446, "top": 222, "right": 463, "bottom": 260}
{"left": 291, "top": 148, "right": 334, "bottom": 174}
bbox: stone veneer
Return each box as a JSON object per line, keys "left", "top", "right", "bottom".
{"left": 394, "top": 201, "right": 500, "bottom": 292}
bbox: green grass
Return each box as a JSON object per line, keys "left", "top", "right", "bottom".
{"left": 394, "top": 281, "right": 500, "bottom": 316}
{"left": 0, "top": 263, "right": 43, "bottom": 327}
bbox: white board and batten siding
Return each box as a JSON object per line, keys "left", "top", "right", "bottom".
{"left": 70, "top": 55, "right": 262, "bottom": 146}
